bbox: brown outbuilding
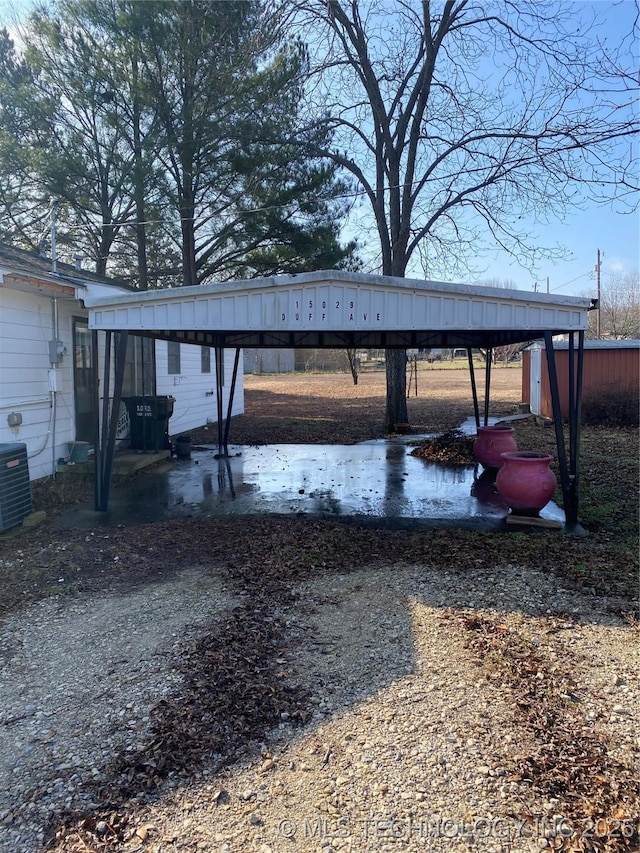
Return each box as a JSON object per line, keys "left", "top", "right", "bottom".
{"left": 522, "top": 338, "right": 640, "bottom": 420}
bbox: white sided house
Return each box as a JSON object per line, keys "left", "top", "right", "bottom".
{"left": 0, "top": 244, "right": 243, "bottom": 481}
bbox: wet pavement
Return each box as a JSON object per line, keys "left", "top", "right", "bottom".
{"left": 53, "top": 431, "right": 565, "bottom": 531}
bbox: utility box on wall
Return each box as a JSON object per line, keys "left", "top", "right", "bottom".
{"left": 0, "top": 443, "right": 32, "bottom": 531}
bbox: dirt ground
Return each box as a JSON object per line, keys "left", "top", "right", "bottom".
{"left": 1, "top": 364, "right": 638, "bottom": 853}
{"left": 12, "top": 364, "right": 636, "bottom": 619}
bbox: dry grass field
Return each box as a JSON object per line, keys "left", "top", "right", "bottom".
{"left": 194, "top": 364, "right": 523, "bottom": 446}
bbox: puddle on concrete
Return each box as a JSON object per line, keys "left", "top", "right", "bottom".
{"left": 54, "top": 434, "right": 564, "bottom": 531}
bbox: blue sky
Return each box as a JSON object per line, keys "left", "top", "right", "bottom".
{"left": 375, "top": 1, "right": 638, "bottom": 298}
{"left": 0, "top": 0, "right": 27, "bottom": 30}
{"left": 474, "top": 205, "right": 638, "bottom": 298}
{"left": 1, "top": 0, "right": 637, "bottom": 297}
{"left": 478, "top": 1, "right": 639, "bottom": 297}
{"left": 334, "top": 1, "right": 639, "bottom": 297}
{"left": 485, "top": 11, "right": 638, "bottom": 297}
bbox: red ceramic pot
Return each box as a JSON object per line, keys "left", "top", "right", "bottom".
{"left": 473, "top": 425, "right": 517, "bottom": 469}
{"left": 496, "top": 451, "right": 557, "bottom": 516}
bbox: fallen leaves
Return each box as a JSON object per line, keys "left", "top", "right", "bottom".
{"left": 455, "top": 610, "right": 640, "bottom": 853}
{"left": 44, "top": 556, "right": 314, "bottom": 851}
{"left": 5, "top": 371, "right": 638, "bottom": 853}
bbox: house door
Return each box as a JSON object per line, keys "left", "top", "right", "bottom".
{"left": 73, "top": 317, "right": 97, "bottom": 443}
{"left": 530, "top": 347, "right": 541, "bottom": 417}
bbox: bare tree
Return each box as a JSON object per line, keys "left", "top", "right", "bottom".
{"left": 589, "top": 270, "right": 640, "bottom": 339}
{"left": 290, "top": 0, "right": 639, "bottom": 430}
{"left": 346, "top": 348, "right": 359, "bottom": 384}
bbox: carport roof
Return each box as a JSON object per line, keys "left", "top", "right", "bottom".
{"left": 85, "top": 269, "right": 592, "bottom": 350}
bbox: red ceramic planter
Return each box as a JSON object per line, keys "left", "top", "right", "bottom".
{"left": 473, "top": 425, "right": 517, "bottom": 469}
{"left": 496, "top": 451, "right": 557, "bottom": 516}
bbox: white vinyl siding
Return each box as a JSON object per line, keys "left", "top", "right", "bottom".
{"left": 0, "top": 274, "right": 244, "bottom": 480}
{"left": 155, "top": 341, "right": 243, "bottom": 437}
{"left": 0, "top": 285, "right": 76, "bottom": 480}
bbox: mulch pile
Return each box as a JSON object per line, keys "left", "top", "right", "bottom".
{"left": 410, "top": 429, "right": 476, "bottom": 465}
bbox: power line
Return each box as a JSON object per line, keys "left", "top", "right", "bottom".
{"left": 48, "top": 184, "right": 373, "bottom": 235}
{"left": 596, "top": 248, "right": 602, "bottom": 339}
{"left": 550, "top": 271, "right": 593, "bottom": 292}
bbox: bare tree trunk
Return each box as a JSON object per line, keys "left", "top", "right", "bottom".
{"left": 346, "top": 348, "right": 359, "bottom": 385}
{"left": 385, "top": 349, "right": 408, "bottom": 431}
{"left": 383, "top": 253, "right": 408, "bottom": 430}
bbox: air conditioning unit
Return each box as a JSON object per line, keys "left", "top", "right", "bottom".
{"left": 0, "top": 443, "right": 32, "bottom": 532}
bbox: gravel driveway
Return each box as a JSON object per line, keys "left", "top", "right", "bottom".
{"left": 1, "top": 370, "right": 637, "bottom": 852}
{"left": 1, "top": 559, "right": 638, "bottom": 853}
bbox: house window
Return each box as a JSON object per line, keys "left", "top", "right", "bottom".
{"left": 168, "top": 341, "right": 181, "bottom": 374}
{"left": 201, "top": 346, "right": 211, "bottom": 373}
{"left": 215, "top": 348, "right": 225, "bottom": 386}
{"left": 121, "top": 336, "right": 155, "bottom": 396}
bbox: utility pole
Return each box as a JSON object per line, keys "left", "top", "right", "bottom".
{"left": 546, "top": 276, "right": 549, "bottom": 294}
{"left": 595, "top": 249, "right": 602, "bottom": 339}
{"left": 50, "top": 199, "right": 59, "bottom": 274}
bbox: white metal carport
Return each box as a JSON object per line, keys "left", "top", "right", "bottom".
{"left": 87, "top": 269, "right": 589, "bottom": 349}
{"left": 86, "top": 271, "right": 593, "bottom": 527}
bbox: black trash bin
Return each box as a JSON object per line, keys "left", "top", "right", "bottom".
{"left": 175, "top": 435, "right": 192, "bottom": 459}
{"left": 123, "top": 396, "right": 175, "bottom": 452}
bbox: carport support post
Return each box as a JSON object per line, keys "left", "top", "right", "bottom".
{"left": 467, "top": 348, "right": 480, "bottom": 431}
{"left": 569, "top": 332, "right": 584, "bottom": 483}
{"left": 99, "top": 331, "right": 112, "bottom": 488}
{"left": 94, "top": 331, "right": 128, "bottom": 512}
{"left": 569, "top": 331, "right": 584, "bottom": 526}
{"left": 215, "top": 347, "right": 224, "bottom": 455}
{"left": 483, "top": 348, "right": 493, "bottom": 426}
{"left": 92, "top": 330, "right": 101, "bottom": 511}
{"left": 94, "top": 330, "right": 112, "bottom": 512}
{"left": 543, "top": 331, "right": 583, "bottom": 528}
{"left": 222, "top": 348, "right": 241, "bottom": 453}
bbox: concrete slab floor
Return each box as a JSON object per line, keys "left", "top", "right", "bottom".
{"left": 53, "top": 434, "right": 565, "bottom": 532}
